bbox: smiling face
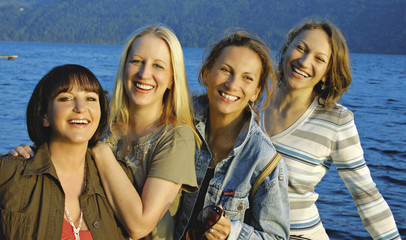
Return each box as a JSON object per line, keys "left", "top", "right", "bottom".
{"left": 124, "top": 33, "right": 173, "bottom": 111}
{"left": 204, "top": 46, "right": 262, "bottom": 119}
{"left": 44, "top": 85, "right": 101, "bottom": 145}
{"left": 282, "top": 29, "right": 332, "bottom": 91}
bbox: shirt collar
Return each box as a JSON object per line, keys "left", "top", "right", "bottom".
{"left": 22, "top": 143, "right": 108, "bottom": 196}
{"left": 193, "top": 95, "right": 259, "bottom": 157}
{"left": 193, "top": 95, "right": 210, "bottom": 123}
{"left": 23, "top": 143, "right": 57, "bottom": 178}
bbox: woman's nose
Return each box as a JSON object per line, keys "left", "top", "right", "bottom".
{"left": 138, "top": 64, "right": 152, "bottom": 79}
{"left": 298, "top": 53, "right": 312, "bottom": 68}
{"left": 224, "top": 75, "right": 238, "bottom": 89}
{"left": 73, "top": 99, "right": 86, "bottom": 112}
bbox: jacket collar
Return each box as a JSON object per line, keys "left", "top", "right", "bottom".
{"left": 194, "top": 95, "right": 210, "bottom": 124}
{"left": 22, "top": 143, "right": 107, "bottom": 196}
{"left": 193, "top": 95, "right": 259, "bottom": 158}
{"left": 23, "top": 143, "right": 57, "bottom": 178}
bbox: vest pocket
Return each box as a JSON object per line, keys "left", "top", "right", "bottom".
{"left": 220, "top": 193, "right": 250, "bottom": 222}
{"left": 0, "top": 208, "right": 31, "bottom": 239}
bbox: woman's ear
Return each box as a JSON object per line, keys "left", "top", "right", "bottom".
{"left": 43, "top": 115, "right": 50, "bottom": 127}
{"left": 168, "top": 77, "right": 174, "bottom": 90}
{"left": 250, "top": 86, "right": 261, "bottom": 103}
{"left": 202, "top": 70, "right": 209, "bottom": 87}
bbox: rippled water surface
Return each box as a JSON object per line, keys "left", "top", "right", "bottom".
{"left": 0, "top": 41, "right": 404, "bottom": 239}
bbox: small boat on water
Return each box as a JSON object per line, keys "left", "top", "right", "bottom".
{"left": 0, "top": 55, "right": 18, "bottom": 60}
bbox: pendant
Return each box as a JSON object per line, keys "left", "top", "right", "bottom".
{"left": 65, "top": 206, "right": 83, "bottom": 240}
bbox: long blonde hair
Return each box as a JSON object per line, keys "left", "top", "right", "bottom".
{"left": 109, "top": 24, "right": 200, "bottom": 145}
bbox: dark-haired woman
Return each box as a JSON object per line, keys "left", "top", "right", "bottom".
{"left": 0, "top": 64, "right": 129, "bottom": 239}
{"left": 8, "top": 25, "right": 199, "bottom": 240}
{"left": 262, "top": 20, "right": 400, "bottom": 239}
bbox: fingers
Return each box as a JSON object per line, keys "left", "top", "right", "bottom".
{"left": 9, "top": 144, "right": 34, "bottom": 159}
{"left": 204, "top": 214, "right": 231, "bottom": 240}
{"left": 204, "top": 227, "right": 228, "bottom": 240}
{"left": 217, "top": 205, "right": 226, "bottom": 216}
{"left": 9, "top": 149, "right": 18, "bottom": 157}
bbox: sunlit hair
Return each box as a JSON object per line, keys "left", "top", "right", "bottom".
{"left": 198, "top": 31, "right": 276, "bottom": 113}
{"left": 109, "top": 24, "right": 200, "bottom": 145}
{"left": 27, "top": 64, "right": 109, "bottom": 148}
{"left": 277, "top": 19, "right": 352, "bottom": 109}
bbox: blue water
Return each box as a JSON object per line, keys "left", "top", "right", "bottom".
{"left": 0, "top": 41, "right": 405, "bottom": 239}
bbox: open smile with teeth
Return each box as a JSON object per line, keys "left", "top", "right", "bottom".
{"left": 69, "top": 119, "right": 89, "bottom": 124}
{"left": 292, "top": 66, "right": 312, "bottom": 78}
{"left": 135, "top": 82, "right": 154, "bottom": 90}
{"left": 220, "top": 91, "right": 239, "bottom": 101}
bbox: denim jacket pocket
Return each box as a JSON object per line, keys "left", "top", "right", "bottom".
{"left": 220, "top": 192, "right": 250, "bottom": 222}
{"left": 0, "top": 208, "right": 31, "bottom": 239}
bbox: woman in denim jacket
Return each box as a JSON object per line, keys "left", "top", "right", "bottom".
{"left": 175, "top": 32, "right": 289, "bottom": 240}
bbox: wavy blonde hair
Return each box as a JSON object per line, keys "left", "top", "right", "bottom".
{"left": 277, "top": 19, "right": 352, "bottom": 109}
{"left": 109, "top": 24, "right": 200, "bottom": 145}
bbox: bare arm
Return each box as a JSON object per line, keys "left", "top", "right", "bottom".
{"left": 91, "top": 142, "right": 181, "bottom": 239}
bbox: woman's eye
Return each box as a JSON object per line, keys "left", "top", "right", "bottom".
{"left": 295, "top": 45, "right": 305, "bottom": 52}
{"left": 316, "top": 57, "right": 326, "bottom": 63}
{"left": 57, "top": 97, "right": 72, "bottom": 102}
{"left": 130, "top": 59, "right": 142, "bottom": 64}
{"left": 86, "top": 93, "right": 99, "bottom": 101}
{"left": 220, "top": 67, "right": 230, "bottom": 73}
{"left": 153, "top": 63, "right": 164, "bottom": 70}
{"left": 244, "top": 76, "right": 254, "bottom": 81}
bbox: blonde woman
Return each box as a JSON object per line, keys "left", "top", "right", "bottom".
{"left": 91, "top": 24, "right": 200, "bottom": 240}
{"left": 11, "top": 25, "right": 200, "bottom": 240}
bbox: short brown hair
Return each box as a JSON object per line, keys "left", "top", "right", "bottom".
{"left": 198, "top": 31, "right": 276, "bottom": 112}
{"left": 26, "top": 64, "right": 108, "bottom": 147}
{"left": 277, "top": 19, "right": 352, "bottom": 109}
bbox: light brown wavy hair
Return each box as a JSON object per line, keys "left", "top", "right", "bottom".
{"left": 277, "top": 20, "right": 352, "bottom": 109}
{"left": 198, "top": 31, "right": 276, "bottom": 114}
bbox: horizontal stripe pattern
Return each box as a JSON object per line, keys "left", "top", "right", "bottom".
{"left": 263, "top": 98, "right": 400, "bottom": 239}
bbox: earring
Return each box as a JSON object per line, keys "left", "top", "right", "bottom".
{"left": 321, "top": 81, "right": 326, "bottom": 90}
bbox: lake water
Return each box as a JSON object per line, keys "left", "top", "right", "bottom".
{"left": 0, "top": 41, "right": 405, "bottom": 239}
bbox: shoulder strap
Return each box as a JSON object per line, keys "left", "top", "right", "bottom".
{"left": 250, "top": 153, "right": 282, "bottom": 202}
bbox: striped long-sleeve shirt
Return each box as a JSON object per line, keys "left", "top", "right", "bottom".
{"left": 262, "top": 97, "right": 400, "bottom": 240}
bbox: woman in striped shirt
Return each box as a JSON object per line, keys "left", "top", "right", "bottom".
{"left": 261, "top": 20, "right": 400, "bottom": 240}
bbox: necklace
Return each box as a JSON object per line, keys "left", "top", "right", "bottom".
{"left": 65, "top": 207, "right": 83, "bottom": 240}
{"left": 64, "top": 161, "right": 87, "bottom": 240}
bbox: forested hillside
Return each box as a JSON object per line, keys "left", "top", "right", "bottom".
{"left": 0, "top": 0, "right": 405, "bottom": 54}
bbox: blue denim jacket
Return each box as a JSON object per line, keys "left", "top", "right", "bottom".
{"left": 174, "top": 97, "right": 290, "bottom": 240}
